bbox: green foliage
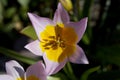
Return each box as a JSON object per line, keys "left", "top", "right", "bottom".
{"left": 80, "top": 66, "right": 100, "bottom": 80}
{"left": 20, "top": 26, "right": 38, "bottom": 40}
{"left": 17, "top": 0, "right": 30, "bottom": 8}
{"left": 63, "top": 62, "right": 77, "bottom": 80}
{"left": 96, "top": 45, "right": 120, "bottom": 66}
{"left": 0, "top": 47, "right": 38, "bottom": 64}
{"left": 88, "top": 70, "right": 120, "bottom": 80}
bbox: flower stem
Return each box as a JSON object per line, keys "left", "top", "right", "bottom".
{"left": 63, "top": 62, "right": 78, "bottom": 80}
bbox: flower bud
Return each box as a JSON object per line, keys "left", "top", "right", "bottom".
{"left": 59, "top": 0, "right": 73, "bottom": 12}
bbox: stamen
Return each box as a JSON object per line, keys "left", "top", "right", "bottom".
{"left": 51, "top": 44, "right": 58, "bottom": 50}
{"left": 44, "top": 47, "right": 50, "bottom": 49}
{"left": 43, "top": 39, "right": 48, "bottom": 41}
{"left": 42, "top": 25, "right": 66, "bottom": 50}
{"left": 43, "top": 40, "right": 55, "bottom": 47}
{"left": 60, "top": 41, "right": 65, "bottom": 48}
{"left": 55, "top": 25, "right": 62, "bottom": 40}
{"left": 49, "top": 36, "right": 55, "bottom": 39}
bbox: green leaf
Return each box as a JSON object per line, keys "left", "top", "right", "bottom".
{"left": 5, "top": 7, "right": 16, "bottom": 18}
{"left": 20, "top": 26, "right": 37, "bottom": 40}
{"left": 82, "top": 33, "right": 90, "bottom": 45}
{"left": 81, "top": 0, "right": 94, "bottom": 42}
{"left": 0, "top": 0, "right": 4, "bottom": 23}
{"left": 47, "top": 76, "right": 61, "bottom": 80}
{"left": 80, "top": 66, "right": 100, "bottom": 80}
{"left": 0, "top": 47, "right": 38, "bottom": 64}
{"left": 82, "top": 0, "right": 93, "bottom": 18}
{"left": 17, "top": 0, "right": 30, "bottom": 8}
{"left": 0, "top": 0, "right": 7, "bottom": 7}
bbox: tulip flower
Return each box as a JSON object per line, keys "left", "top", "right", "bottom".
{"left": 0, "top": 60, "right": 47, "bottom": 80}
{"left": 25, "top": 3, "right": 88, "bottom": 75}
{"left": 59, "top": 0, "right": 73, "bottom": 12}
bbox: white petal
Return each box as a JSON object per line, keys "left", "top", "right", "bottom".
{"left": 28, "top": 13, "right": 55, "bottom": 40}
{"left": 5, "top": 60, "right": 25, "bottom": 79}
{"left": 26, "top": 61, "right": 47, "bottom": 80}
{"left": 69, "top": 45, "right": 89, "bottom": 64}
{"left": 25, "top": 40, "right": 43, "bottom": 56}
{"left": 43, "top": 53, "right": 67, "bottom": 75}
{"left": 53, "top": 3, "right": 70, "bottom": 24}
{"left": 0, "top": 75, "right": 14, "bottom": 80}
{"left": 65, "top": 17, "right": 88, "bottom": 43}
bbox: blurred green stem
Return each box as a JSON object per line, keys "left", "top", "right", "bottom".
{"left": 82, "top": 0, "right": 93, "bottom": 18}
{"left": 81, "top": 0, "right": 94, "bottom": 45}
{"left": 0, "top": 47, "right": 38, "bottom": 64}
{"left": 80, "top": 66, "right": 100, "bottom": 80}
{"left": 63, "top": 62, "right": 77, "bottom": 80}
{"left": 76, "top": 0, "right": 81, "bottom": 20}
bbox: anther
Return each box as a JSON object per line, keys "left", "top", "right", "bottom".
{"left": 49, "top": 36, "right": 55, "bottom": 39}
{"left": 44, "top": 47, "right": 50, "bottom": 49}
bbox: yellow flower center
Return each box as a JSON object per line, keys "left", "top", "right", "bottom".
{"left": 16, "top": 76, "right": 39, "bottom": 80}
{"left": 41, "top": 26, "right": 65, "bottom": 50}
{"left": 40, "top": 24, "right": 78, "bottom": 62}
{"left": 16, "top": 77, "right": 24, "bottom": 80}
{"left": 26, "top": 75, "right": 39, "bottom": 80}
